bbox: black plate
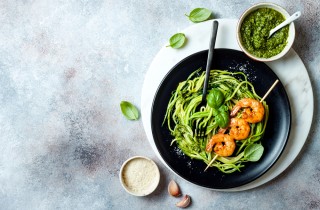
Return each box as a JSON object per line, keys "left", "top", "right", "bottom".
{"left": 151, "top": 49, "right": 291, "bottom": 189}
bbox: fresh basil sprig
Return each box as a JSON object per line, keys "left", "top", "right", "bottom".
{"left": 206, "top": 88, "right": 229, "bottom": 128}
{"left": 167, "top": 33, "right": 186, "bottom": 49}
{"left": 120, "top": 101, "right": 139, "bottom": 120}
{"left": 244, "top": 144, "right": 264, "bottom": 161}
{"left": 186, "top": 8, "right": 212, "bottom": 23}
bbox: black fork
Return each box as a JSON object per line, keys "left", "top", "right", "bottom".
{"left": 195, "top": 20, "right": 219, "bottom": 139}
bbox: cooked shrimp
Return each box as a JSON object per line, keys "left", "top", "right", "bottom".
{"left": 229, "top": 118, "right": 250, "bottom": 140}
{"left": 218, "top": 118, "right": 250, "bottom": 140}
{"left": 206, "top": 133, "right": 235, "bottom": 157}
{"left": 230, "top": 98, "right": 265, "bottom": 123}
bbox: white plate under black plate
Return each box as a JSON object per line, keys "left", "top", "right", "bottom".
{"left": 151, "top": 49, "right": 291, "bottom": 189}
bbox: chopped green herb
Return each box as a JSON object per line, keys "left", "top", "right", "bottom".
{"left": 240, "top": 8, "right": 289, "bottom": 58}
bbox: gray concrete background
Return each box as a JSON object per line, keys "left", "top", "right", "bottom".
{"left": 0, "top": 0, "right": 319, "bottom": 209}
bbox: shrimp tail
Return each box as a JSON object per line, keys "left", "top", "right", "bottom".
{"left": 230, "top": 105, "right": 241, "bottom": 117}
{"left": 205, "top": 140, "right": 215, "bottom": 152}
{"left": 218, "top": 128, "right": 227, "bottom": 134}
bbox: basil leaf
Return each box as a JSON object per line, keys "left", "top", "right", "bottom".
{"left": 207, "top": 88, "right": 225, "bottom": 109}
{"left": 186, "top": 8, "right": 212, "bottom": 23}
{"left": 167, "top": 33, "right": 186, "bottom": 49}
{"left": 215, "top": 111, "right": 230, "bottom": 128}
{"left": 212, "top": 108, "right": 219, "bottom": 116}
{"left": 244, "top": 144, "right": 264, "bottom": 162}
{"left": 120, "top": 101, "right": 139, "bottom": 120}
{"left": 218, "top": 105, "right": 228, "bottom": 112}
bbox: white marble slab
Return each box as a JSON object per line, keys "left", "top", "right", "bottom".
{"left": 141, "top": 19, "right": 314, "bottom": 191}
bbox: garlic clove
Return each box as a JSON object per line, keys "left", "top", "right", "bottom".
{"left": 168, "top": 180, "right": 181, "bottom": 197}
{"left": 176, "top": 194, "right": 191, "bottom": 208}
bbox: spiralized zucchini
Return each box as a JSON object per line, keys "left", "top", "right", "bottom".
{"left": 163, "top": 69, "right": 269, "bottom": 173}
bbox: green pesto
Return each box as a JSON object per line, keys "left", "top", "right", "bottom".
{"left": 240, "top": 8, "right": 289, "bottom": 58}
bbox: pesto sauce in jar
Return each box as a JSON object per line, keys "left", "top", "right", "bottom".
{"left": 240, "top": 8, "right": 289, "bottom": 58}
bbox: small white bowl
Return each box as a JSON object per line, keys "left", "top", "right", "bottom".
{"left": 119, "top": 156, "right": 160, "bottom": 196}
{"left": 237, "top": 3, "right": 295, "bottom": 62}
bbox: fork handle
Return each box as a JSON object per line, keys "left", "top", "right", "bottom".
{"left": 202, "top": 20, "right": 219, "bottom": 103}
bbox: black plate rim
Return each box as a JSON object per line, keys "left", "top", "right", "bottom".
{"left": 151, "top": 48, "right": 291, "bottom": 189}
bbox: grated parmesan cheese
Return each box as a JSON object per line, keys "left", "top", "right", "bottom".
{"left": 121, "top": 157, "right": 159, "bottom": 195}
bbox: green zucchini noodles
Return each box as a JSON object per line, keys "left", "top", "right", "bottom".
{"left": 163, "top": 69, "right": 269, "bottom": 173}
